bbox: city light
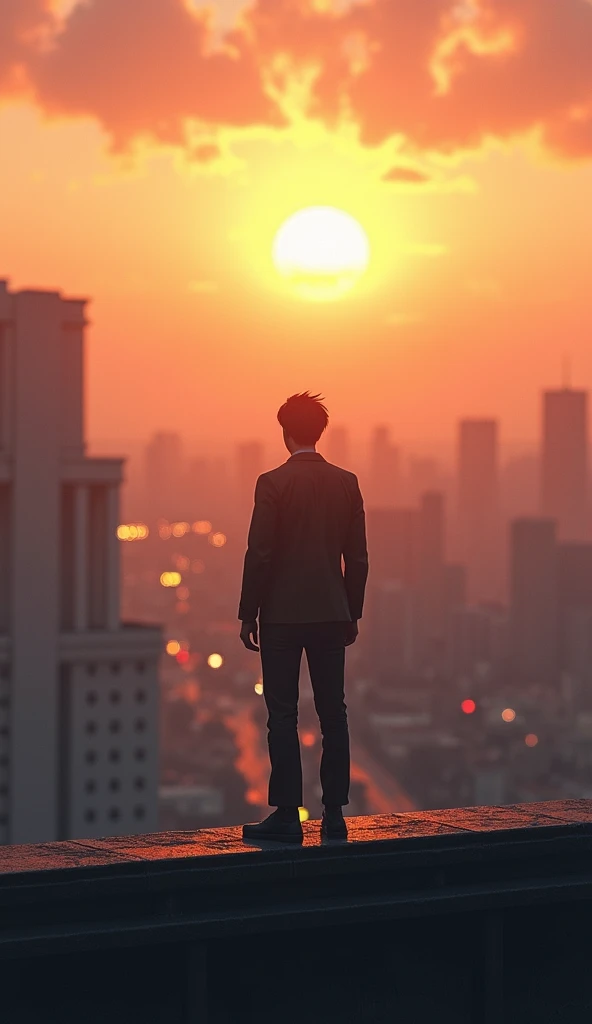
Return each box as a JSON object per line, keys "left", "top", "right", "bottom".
{"left": 254, "top": 680, "right": 264, "bottom": 695}
{"left": 209, "top": 532, "right": 227, "bottom": 548}
{"left": 298, "top": 807, "right": 310, "bottom": 822}
{"left": 461, "top": 699, "right": 476, "bottom": 715}
{"left": 175, "top": 585, "right": 190, "bottom": 601}
{"left": 165, "top": 640, "right": 181, "bottom": 656}
{"left": 207, "top": 653, "right": 224, "bottom": 669}
{"left": 160, "top": 571, "right": 182, "bottom": 588}
{"left": 191, "top": 560, "right": 205, "bottom": 574}
{"left": 301, "top": 731, "right": 316, "bottom": 747}
{"left": 192, "top": 520, "right": 212, "bottom": 535}
{"left": 501, "top": 708, "right": 516, "bottom": 723}
{"left": 158, "top": 520, "right": 172, "bottom": 540}
{"left": 176, "top": 602, "right": 190, "bottom": 615}
{"left": 173, "top": 555, "right": 190, "bottom": 570}
{"left": 117, "top": 523, "right": 149, "bottom": 541}
{"left": 525, "top": 733, "right": 539, "bottom": 747}
{"left": 176, "top": 650, "right": 190, "bottom": 665}
{"left": 171, "top": 522, "right": 190, "bottom": 538}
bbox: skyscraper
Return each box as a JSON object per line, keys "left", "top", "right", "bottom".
{"left": 541, "top": 388, "right": 589, "bottom": 541}
{"left": 509, "top": 518, "right": 557, "bottom": 684}
{"left": 369, "top": 425, "right": 400, "bottom": 507}
{"left": 325, "top": 426, "right": 351, "bottom": 468}
{"left": 457, "top": 419, "right": 501, "bottom": 602}
{"left": 236, "top": 440, "right": 264, "bottom": 508}
{"left": 0, "top": 281, "right": 161, "bottom": 844}
{"left": 144, "top": 431, "right": 185, "bottom": 519}
{"left": 417, "top": 492, "right": 446, "bottom": 652}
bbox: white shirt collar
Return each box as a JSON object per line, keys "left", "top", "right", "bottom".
{"left": 292, "top": 448, "right": 317, "bottom": 456}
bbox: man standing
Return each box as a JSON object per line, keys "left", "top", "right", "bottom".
{"left": 239, "top": 393, "right": 368, "bottom": 842}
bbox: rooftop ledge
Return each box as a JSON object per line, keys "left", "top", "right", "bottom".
{"left": 3, "top": 801, "right": 592, "bottom": 1022}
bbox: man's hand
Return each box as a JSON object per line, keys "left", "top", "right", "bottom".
{"left": 240, "top": 621, "right": 260, "bottom": 652}
{"left": 344, "top": 620, "right": 359, "bottom": 647}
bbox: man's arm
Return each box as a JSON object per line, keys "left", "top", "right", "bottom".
{"left": 238, "top": 474, "right": 278, "bottom": 643}
{"left": 343, "top": 476, "right": 369, "bottom": 623}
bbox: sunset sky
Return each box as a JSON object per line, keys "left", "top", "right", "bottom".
{"left": 2, "top": 0, "right": 592, "bottom": 452}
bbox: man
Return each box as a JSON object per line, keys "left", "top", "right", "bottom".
{"left": 239, "top": 392, "right": 368, "bottom": 842}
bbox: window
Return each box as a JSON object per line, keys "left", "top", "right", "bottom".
{"left": 135, "top": 689, "right": 147, "bottom": 704}
{"left": 86, "top": 691, "right": 98, "bottom": 705}
{"left": 109, "top": 719, "right": 121, "bottom": 734}
{"left": 134, "top": 777, "right": 145, "bottom": 791}
{"left": 134, "top": 718, "right": 146, "bottom": 733}
{"left": 0, "top": 694, "right": 9, "bottom": 708}
{"left": 85, "top": 750, "right": 97, "bottom": 764}
{"left": 85, "top": 721, "right": 97, "bottom": 735}
{"left": 108, "top": 749, "right": 121, "bottom": 763}
{"left": 110, "top": 662, "right": 121, "bottom": 675}
{"left": 109, "top": 689, "right": 121, "bottom": 704}
{"left": 85, "top": 779, "right": 96, "bottom": 794}
{"left": 135, "top": 661, "right": 146, "bottom": 674}
{"left": 0, "top": 754, "right": 9, "bottom": 768}
{"left": 0, "top": 814, "right": 8, "bottom": 826}
{"left": 134, "top": 747, "right": 146, "bottom": 761}
{"left": 87, "top": 664, "right": 97, "bottom": 676}
{"left": 109, "top": 778, "right": 121, "bottom": 792}
{"left": 0, "top": 725, "right": 8, "bottom": 738}
{"left": 133, "top": 805, "right": 146, "bottom": 820}
{"left": 0, "top": 783, "right": 7, "bottom": 797}
{"left": 108, "top": 807, "right": 120, "bottom": 821}
{"left": 84, "top": 809, "right": 96, "bottom": 823}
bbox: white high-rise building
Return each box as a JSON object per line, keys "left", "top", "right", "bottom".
{"left": 0, "top": 281, "right": 161, "bottom": 845}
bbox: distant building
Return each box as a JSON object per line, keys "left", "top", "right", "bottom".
{"left": 509, "top": 518, "right": 557, "bottom": 684}
{"left": 0, "top": 281, "right": 161, "bottom": 845}
{"left": 236, "top": 440, "right": 264, "bottom": 508}
{"left": 456, "top": 419, "right": 502, "bottom": 603}
{"left": 369, "top": 425, "right": 400, "bottom": 507}
{"left": 541, "top": 388, "right": 589, "bottom": 541}
{"left": 416, "top": 492, "right": 446, "bottom": 656}
{"left": 144, "top": 431, "right": 185, "bottom": 519}
{"left": 366, "top": 507, "right": 418, "bottom": 587}
{"left": 325, "top": 426, "right": 351, "bottom": 468}
{"left": 557, "top": 543, "right": 592, "bottom": 678}
{"left": 406, "top": 456, "right": 442, "bottom": 505}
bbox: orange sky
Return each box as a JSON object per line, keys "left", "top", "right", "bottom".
{"left": 2, "top": 0, "right": 592, "bottom": 452}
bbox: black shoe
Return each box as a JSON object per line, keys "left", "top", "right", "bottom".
{"left": 321, "top": 807, "right": 348, "bottom": 840}
{"left": 242, "top": 810, "right": 303, "bottom": 843}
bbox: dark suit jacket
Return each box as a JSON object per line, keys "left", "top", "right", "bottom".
{"left": 238, "top": 452, "right": 369, "bottom": 624}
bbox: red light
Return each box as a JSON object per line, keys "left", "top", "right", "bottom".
{"left": 176, "top": 650, "right": 190, "bottom": 665}
{"left": 461, "top": 699, "right": 476, "bottom": 715}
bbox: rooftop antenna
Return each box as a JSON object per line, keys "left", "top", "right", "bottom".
{"left": 562, "top": 353, "right": 572, "bottom": 390}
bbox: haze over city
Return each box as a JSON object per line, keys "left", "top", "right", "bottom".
{"left": 3, "top": 3, "right": 592, "bottom": 1019}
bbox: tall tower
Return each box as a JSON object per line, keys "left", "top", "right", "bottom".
{"left": 541, "top": 388, "right": 588, "bottom": 541}
{"left": 369, "top": 425, "right": 400, "bottom": 507}
{"left": 509, "top": 518, "right": 557, "bottom": 684}
{"left": 0, "top": 281, "right": 161, "bottom": 845}
{"left": 144, "top": 431, "right": 185, "bottom": 519}
{"left": 325, "top": 426, "right": 351, "bottom": 468}
{"left": 236, "top": 440, "right": 264, "bottom": 508}
{"left": 457, "top": 419, "right": 501, "bottom": 603}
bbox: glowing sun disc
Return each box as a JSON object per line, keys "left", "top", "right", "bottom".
{"left": 272, "top": 206, "right": 370, "bottom": 302}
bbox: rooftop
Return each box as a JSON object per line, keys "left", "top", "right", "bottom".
{"left": 2, "top": 800, "right": 592, "bottom": 1022}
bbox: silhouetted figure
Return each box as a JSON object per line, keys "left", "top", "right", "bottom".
{"left": 239, "top": 393, "right": 368, "bottom": 842}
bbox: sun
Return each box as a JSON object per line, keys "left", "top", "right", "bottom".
{"left": 272, "top": 206, "right": 370, "bottom": 302}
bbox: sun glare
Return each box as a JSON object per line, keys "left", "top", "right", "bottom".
{"left": 272, "top": 206, "right": 370, "bottom": 302}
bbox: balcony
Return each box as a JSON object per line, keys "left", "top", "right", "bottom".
{"left": 1, "top": 800, "right": 592, "bottom": 1022}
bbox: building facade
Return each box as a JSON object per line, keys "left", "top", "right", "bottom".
{"left": 541, "top": 388, "right": 589, "bottom": 542}
{"left": 0, "top": 281, "right": 161, "bottom": 844}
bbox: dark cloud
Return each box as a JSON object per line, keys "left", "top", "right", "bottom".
{"left": 2, "top": 0, "right": 592, "bottom": 161}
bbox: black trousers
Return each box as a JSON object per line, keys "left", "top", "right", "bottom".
{"left": 259, "top": 621, "right": 350, "bottom": 808}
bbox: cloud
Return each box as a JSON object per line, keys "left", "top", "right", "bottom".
{"left": 1, "top": 0, "right": 592, "bottom": 163}
{"left": 25, "top": 0, "right": 282, "bottom": 149}
{"left": 382, "top": 166, "right": 431, "bottom": 184}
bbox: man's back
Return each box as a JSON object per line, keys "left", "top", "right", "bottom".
{"left": 238, "top": 452, "right": 368, "bottom": 624}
